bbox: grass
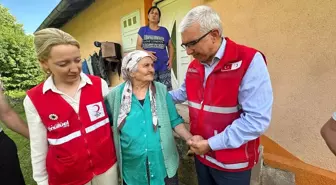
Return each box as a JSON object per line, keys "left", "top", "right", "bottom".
{"left": 1, "top": 103, "right": 36, "bottom": 185}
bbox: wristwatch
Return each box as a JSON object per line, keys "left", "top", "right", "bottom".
{"left": 332, "top": 112, "right": 336, "bottom": 121}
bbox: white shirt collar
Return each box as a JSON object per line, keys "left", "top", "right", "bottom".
{"left": 42, "top": 72, "right": 92, "bottom": 94}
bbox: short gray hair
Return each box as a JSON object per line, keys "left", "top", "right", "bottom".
{"left": 179, "top": 5, "right": 223, "bottom": 35}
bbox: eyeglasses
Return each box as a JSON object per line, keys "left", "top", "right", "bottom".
{"left": 181, "top": 30, "right": 212, "bottom": 49}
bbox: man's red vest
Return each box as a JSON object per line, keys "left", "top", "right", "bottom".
{"left": 186, "top": 38, "right": 265, "bottom": 172}
{"left": 27, "top": 75, "right": 117, "bottom": 185}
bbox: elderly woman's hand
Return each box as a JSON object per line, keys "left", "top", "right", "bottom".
{"left": 186, "top": 135, "right": 203, "bottom": 156}
{"left": 187, "top": 135, "right": 211, "bottom": 155}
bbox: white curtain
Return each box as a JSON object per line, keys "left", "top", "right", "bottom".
{"left": 171, "top": 68, "right": 179, "bottom": 90}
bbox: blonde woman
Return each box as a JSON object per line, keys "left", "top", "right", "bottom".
{"left": 23, "top": 28, "right": 118, "bottom": 185}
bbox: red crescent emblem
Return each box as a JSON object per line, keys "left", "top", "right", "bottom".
{"left": 93, "top": 104, "right": 100, "bottom": 112}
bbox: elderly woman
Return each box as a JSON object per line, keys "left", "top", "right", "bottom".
{"left": 104, "top": 50, "right": 192, "bottom": 185}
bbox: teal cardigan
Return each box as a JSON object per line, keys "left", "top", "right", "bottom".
{"left": 104, "top": 82, "right": 179, "bottom": 182}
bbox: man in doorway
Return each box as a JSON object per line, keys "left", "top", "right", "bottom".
{"left": 0, "top": 86, "right": 29, "bottom": 185}
{"left": 169, "top": 5, "right": 273, "bottom": 185}
{"left": 320, "top": 113, "right": 336, "bottom": 155}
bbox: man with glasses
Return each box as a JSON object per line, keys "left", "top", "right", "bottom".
{"left": 169, "top": 5, "right": 273, "bottom": 185}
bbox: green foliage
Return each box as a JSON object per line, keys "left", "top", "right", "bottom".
{"left": 4, "top": 89, "right": 26, "bottom": 107}
{"left": 4, "top": 89, "right": 26, "bottom": 99}
{"left": 0, "top": 5, "right": 43, "bottom": 95}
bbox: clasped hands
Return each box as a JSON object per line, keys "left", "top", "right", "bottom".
{"left": 186, "top": 135, "right": 211, "bottom": 156}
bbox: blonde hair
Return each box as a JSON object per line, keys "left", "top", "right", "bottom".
{"left": 34, "top": 28, "right": 80, "bottom": 62}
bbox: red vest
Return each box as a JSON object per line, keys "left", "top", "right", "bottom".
{"left": 27, "top": 75, "right": 117, "bottom": 185}
{"left": 186, "top": 38, "right": 265, "bottom": 172}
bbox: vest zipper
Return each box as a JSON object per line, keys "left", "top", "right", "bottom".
{"left": 245, "top": 142, "right": 249, "bottom": 160}
{"left": 200, "top": 71, "right": 211, "bottom": 110}
{"left": 200, "top": 71, "right": 211, "bottom": 157}
{"left": 198, "top": 74, "right": 206, "bottom": 133}
{"left": 254, "top": 139, "right": 257, "bottom": 164}
{"left": 78, "top": 114, "right": 96, "bottom": 176}
{"left": 202, "top": 68, "right": 214, "bottom": 109}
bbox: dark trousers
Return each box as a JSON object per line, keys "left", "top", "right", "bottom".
{"left": 154, "top": 69, "right": 172, "bottom": 91}
{"left": 0, "top": 131, "right": 26, "bottom": 185}
{"left": 195, "top": 157, "right": 251, "bottom": 185}
{"left": 123, "top": 174, "right": 178, "bottom": 185}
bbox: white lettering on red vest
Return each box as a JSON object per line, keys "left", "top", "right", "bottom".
{"left": 47, "top": 120, "right": 70, "bottom": 131}
{"left": 187, "top": 68, "right": 198, "bottom": 73}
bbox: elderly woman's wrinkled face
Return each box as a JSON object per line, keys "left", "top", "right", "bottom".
{"left": 131, "top": 57, "right": 154, "bottom": 82}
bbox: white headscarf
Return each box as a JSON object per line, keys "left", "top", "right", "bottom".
{"left": 117, "top": 50, "right": 158, "bottom": 131}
